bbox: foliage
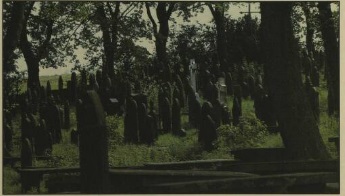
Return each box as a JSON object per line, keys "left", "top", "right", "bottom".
{"left": 216, "top": 114, "right": 269, "bottom": 150}
{"left": 3, "top": 166, "right": 21, "bottom": 194}
{"left": 3, "top": 70, "right": 25, "bottom": 112}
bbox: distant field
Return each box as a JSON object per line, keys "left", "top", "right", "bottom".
{"left": 20, "top": 74, "right": 72, "bottom": 93}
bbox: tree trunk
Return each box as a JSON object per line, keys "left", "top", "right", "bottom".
{"left": 3, "top": 2, "right": 25, "bottom": 72}
{"left": 260, "top": 2, "right": 330, "bottom": 160}
{"left": 156, "top": 2, "right": 169, "bottom": 66}
{"left": 301, "top": 3, "right": 315, "bottom": 56}
{"left": 317, "top": 2, "right": 339, "bottom": 116}
{"left": 209, "top": 3, "right": 229, "bottom": 73}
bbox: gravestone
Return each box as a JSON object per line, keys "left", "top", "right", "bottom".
{"left": 225, "top": 72, "right": 233, "bottom": 96}
{"left": 175, "top": 75, "right": 185, "bottom": 107}
{"left": 189, "top": 59, "right": 197, "bottom": 92}
{"left": 40, "top": 86, "right": 47, "bottom": 103}
{"left": 218, "top": 77, "right": 227, "bottom": 104}
{"left": 124, "top": 97, "right": 139, "bottom": 143}
{"left": 172, "top": 98, "right": 181, "bottom": 136}
{"left": 138, "top": 103, "right": 148, "bottom": 144}
{"left": 211, "top": 99, "right": 222, "bottom": 128}
{"left": 35, "top": 119, "right": 50, "bottom": 156}
{"left": 21, "top": 138, "right": 33, "bottom": 168}
{"left": 221, "top": 105, "right": 231, "bottom": 125}
{"left": 71, "top": 72, "right": 78, "bottom": 103}
{"left": 64, "top": 101, "right": 70, "bottom": 129}
{"left": 59, "top": 76, "right": 64, "bottom": 100}
{"left": 71, "top": 129, "right": 79, "bottom": 146}
{"left": 77, "top": 90, "right": 109, "bottom": 194}
{"left": 199, "top": 102, "right": 217, "bottom": 151}
{"left": 232, "top": 97, "right": 241, "bottom": 126}
{"left": 46, "top": 81, "right": 52, "bottom": 98}
{"left": 148, "top": 101, "right": 158, "bottom": 140}
{"left": 241, "top": 82, "right": 250, "bottom": 99}
{"left": 162, "top": 97, "right": 172, "bottom": 133}
{"left": 254, "top": 84, "right": 265, "bottom": 121}
{"left": 233, "top": 85, "right": 243, "bottom": 115}
{"left": 247, "top": 75, "right": 256, "bottom": 99}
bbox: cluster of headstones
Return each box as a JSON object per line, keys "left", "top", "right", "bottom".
{"left": 18, "top": 80, "right": 72, "bottom": 167}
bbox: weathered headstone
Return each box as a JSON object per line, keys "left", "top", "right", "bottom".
{"left": 77, "top": 90, "right": 109, "bottom": 194}
{"left": 175, "top": 75, "right": 185, "bottom": 107}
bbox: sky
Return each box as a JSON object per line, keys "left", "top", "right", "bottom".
{"left": 16, "top": 2, "right": 261, "bottom": 76}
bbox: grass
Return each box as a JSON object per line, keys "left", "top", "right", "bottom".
{"left": 3, "top": 73, "right": 340, "bottom": 194}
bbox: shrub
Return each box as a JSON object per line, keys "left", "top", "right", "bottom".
{"left": 216, "top": 113, "right": 268, "bottom": 150}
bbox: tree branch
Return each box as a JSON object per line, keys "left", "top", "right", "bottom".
{"left": 166, "top": 2, "right": 176, "bottom": 18}
{"left": 207, "top": 3, "right": 216, "bottom": 17}
{"left": 120, "top": 3, "right": 135, "bottom": 18}
{"left": 37, "top": 19, "right": 53, "bottom": 60}
{"left": 145, "top": 3, "right": 157, "bottom": 36}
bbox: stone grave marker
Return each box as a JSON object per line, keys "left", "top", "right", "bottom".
{"left": 232, "top": 97, "right": 241, "bottom": 126}
{"left": 124, "top": 97, "right": 139, "bottom": 143}
{"left": 64, "top": 101, "right": 70, "bottom": 129}
{"left": 189, "top": 59, "right": 197, "bottom": 92}
{"left": 58, "top": 76, "right": 64, "bottom": 100}
{"left": 77, "top": 90, "right": 109, "bottom": 194}
{"left": 21, "top": 138, "right": 33, "bottom": 168}
{"left": 162, "top": 97, "right": 172, "bottom": 133}
{"left": 71, "top": 129, "right": 79, "bottom": 146}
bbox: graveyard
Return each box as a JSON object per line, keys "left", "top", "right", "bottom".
{"left": 2, "top": 1, "right": 340, "bottom": 194}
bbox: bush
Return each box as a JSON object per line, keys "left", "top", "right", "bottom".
{"left": 216, "top": 114, "right": 268, "bottom": 150}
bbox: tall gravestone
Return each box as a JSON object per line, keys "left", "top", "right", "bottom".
{"left": 232, "top": 97, "right": 241, "bottom": 126}
{"left": 199, "top": 102, "right": 217, "bottom": 151}
{"left": 162, "top": 97, "right": 172, "bottom": 133}
{"left": 172, "top": 98, "right": 181, "bottom": 136}
{"left": 46, "top": 81, "right": 52, "bottom": 98}
{"left": 189, "top": 59, "right": 197, "bottom": 92}
{"left": 58, "top": 76, "right": 64, "bottom": 100}
{"left": 124, "top": 97, "right": 139, "bottom": 143}
{"left": 71, "top": 72, "right": 78, "bottom": 103}
{"left": 77, "top": 90, "right": 109, "bottom": 194}
{"left": 21, "top": 138, "right": 33, "bottom": 168}
{"left": 64, "top": 101, "right": 70, "bottom": 129}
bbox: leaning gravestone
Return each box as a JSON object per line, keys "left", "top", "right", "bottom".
{"left": 175, "top": 75, "right": 185, "bottom": 107}
{"left": 77, "top": 90, "right": 109, "bottom": 194}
